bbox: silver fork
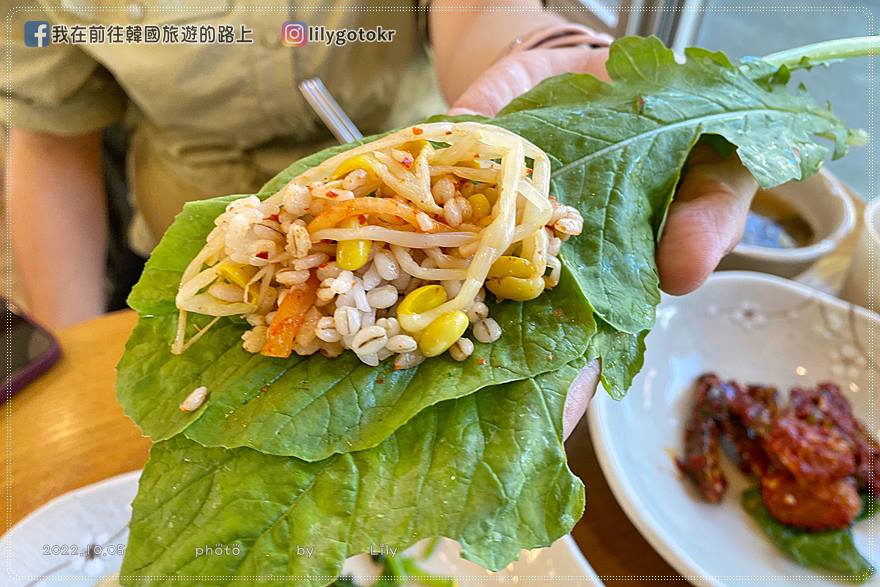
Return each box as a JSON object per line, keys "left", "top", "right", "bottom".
{"left": 298, "top": 78, "right": 364, "bottom": 144}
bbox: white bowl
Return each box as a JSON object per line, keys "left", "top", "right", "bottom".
{"left": 718, "top": 169, "right": 856, "bottom": 278}
{"left": 589, "top": 271, "right": 879, "bottom": 587}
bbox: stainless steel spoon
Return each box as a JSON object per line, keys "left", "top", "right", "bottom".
{"left": 298, "top": 78, "right": 364, "bottom": 143}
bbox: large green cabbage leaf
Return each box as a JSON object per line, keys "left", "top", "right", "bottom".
{"left": 121, "top": 361, "right": 586, "bottom": 586}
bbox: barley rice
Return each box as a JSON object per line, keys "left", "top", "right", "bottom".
{"left": 286, "top": 224, "right": 311, "bottom": 258}
{"left": 315, "top": 316, "right": 342, "bottom": 342}
{"left": 334, "top": 307, "right": 362, "bottom": 337}
{"left": 386, "top": 334, "right": 418, "bottom": 353}
{"left": 449, "top": 337, "right": 474, "bottom": 361}
{"left": 241, "top": 326, "right": 268, "bottom": 353}
{"left": 367, "top": 285, "right": 399, "bottom": 309}
{"left": 376, "top": 317, "right": 400, "bottom": 337}
{"left": 473, "top": 318, "right": 502, "bottom": 343}
{"left": 330, "top": 271, "right": 356, "bottom": 295}
{"left": 208, "top": 282, "right": 245, "bottom": 303}
{"left": 466, "top": 301, "right": 489, "bottom": 323}
{"left": 394, "top": 350, "right": 425, "bottom": 370}
{"left": 351, "top": 325, "right": 388, "bottom": 355}
{"left": 316, "top": 261, "right": 342, "bottom": 281}
{"left": 293, "top": 252, "right": 329, "bottom": 271}
{"left": 275, "top": 269, "right": 310, "bottom": 286}
{"left": 362, "top": 263, "right": 382, "bottom": 290}
{"left": 179, "top": 386, "right": 209, "bottom": 412}
{"left": 431, "top": 175, "right": 456, "bottom": 204}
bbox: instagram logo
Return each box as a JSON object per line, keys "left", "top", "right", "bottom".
{"left": 282, "top": 21, "right": 308, "bottom": 47}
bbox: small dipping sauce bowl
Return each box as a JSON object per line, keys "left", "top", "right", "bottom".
{"left": 718, "top": 169, "right": 856, "bottom": 278}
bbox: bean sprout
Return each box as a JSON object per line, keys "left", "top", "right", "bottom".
{"left": 173, "top": 122, "right": 582, "bottom": 366}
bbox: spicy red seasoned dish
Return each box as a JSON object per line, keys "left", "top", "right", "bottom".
{"left": 678, "top": 373, "right": 879, "bottom": 531}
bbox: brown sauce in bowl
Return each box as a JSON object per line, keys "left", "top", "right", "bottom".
{"left": 742, "top": 190, "right": 814, "bottom": 249}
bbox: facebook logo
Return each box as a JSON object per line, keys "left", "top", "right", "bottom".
{"left": 24, "top": 21, "right": 51, "bottom": 47}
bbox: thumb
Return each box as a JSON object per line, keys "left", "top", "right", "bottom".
{"left": 657, "top": 155, "right": 758, "bottom": 295}
{"left": 450, "top": 47, "right": 610, "bottom": 118}
{"left": 447, "top": 106, "right": 480, "bottom": 117}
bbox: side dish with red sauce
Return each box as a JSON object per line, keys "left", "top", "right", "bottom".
{"left": 678, "top": 374, "right": 878, "bottom": 580}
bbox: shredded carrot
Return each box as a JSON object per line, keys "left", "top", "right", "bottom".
{"left": 306, "top": 197, "right": 451, "bottom": 233}
{"left": 260, "top": 277, "right": 318, "bottom": 358}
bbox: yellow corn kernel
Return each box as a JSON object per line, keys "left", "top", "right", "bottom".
{"left": 418, "top": 311, "right": 469, "bottom": 357}
{"left": 468, "top": 193, "right": 491, "bottom": 219}
{"left": 217, "top": 261, "right": 258, "bottom": 303}
{"left": 488, "top": 256, "right": 535, "bottom": 279}
{"left": 477, "top": 215, "right": 494, "bottom": 227}
{"left": 486, "top": 275, "right": 545, "bottom": 301}
{"left": 336, "top": 217, "right": 372, "bottom": 271}
{"left": 217, "top": 261, "right": 257, "bottom": 288}
{"left": 397, "top": 285, "right": 447, "bottom": 318}
{"left": 336, "top": 240, "right": 371, "bottom": 271}
{"left": 331, "top": 155, "right": 378, "bottom": 182}
{"left": 402, "top": 140, "right": 430, "bottom": 157}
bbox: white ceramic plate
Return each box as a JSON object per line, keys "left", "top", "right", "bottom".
{"left": 589, "top": 271, "right": 879, "bottom": 587}
{"left": 1, "top": 471, "right": 603, "bottom": 586}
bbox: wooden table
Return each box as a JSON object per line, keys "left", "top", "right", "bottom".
{"left": 0, "top": 309, "right": 682, "bottom": 583}
{"left": 1, "top": 311, "right": 150, "bottom": 529}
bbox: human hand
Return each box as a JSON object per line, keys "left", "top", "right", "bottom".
{"left": 448, "top": 46, "right": 611, "bottom": 118}
{"left": 452, "top": 48, "right": 758, "bottom": 438}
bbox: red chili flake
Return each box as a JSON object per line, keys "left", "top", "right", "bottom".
{"left": 256, "top": 251, "right": 269, "bottom": 259}
{"left": 477, "top": 358, "right": 486, "bottom": 366}
{"left": 358, "top": 214, "right": 367, "bottom": 224}
{"left": 635, "top": 95, "right": 646, "bottom": 114}
{"left": 445, "top": 130, "right": 452, "bottom": 135}
{"left": 401, "top": 156, "right": 414, "bottom": 169}
{"left": 552, "top": 308, "right": 564, "bottom": 318}
{"left": 412, "top": 127, "right": 423, "bottom": 135}
{"left": 327, "top": 190, "right": 337, "bottom": 198}
{"left": 376, "top": 377, "right": 384, "bottom": 384}
{"left": 318, "top": 262, "right": 329, "bottom": 269}
{"left": 268, "top": 214, "right": 279, "bottom": 222}
{"left": 321, "top": 239, "right": 333, "bottom": 244}
{"left": 473, "top": 153, "right": 479, "bottom": 159}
